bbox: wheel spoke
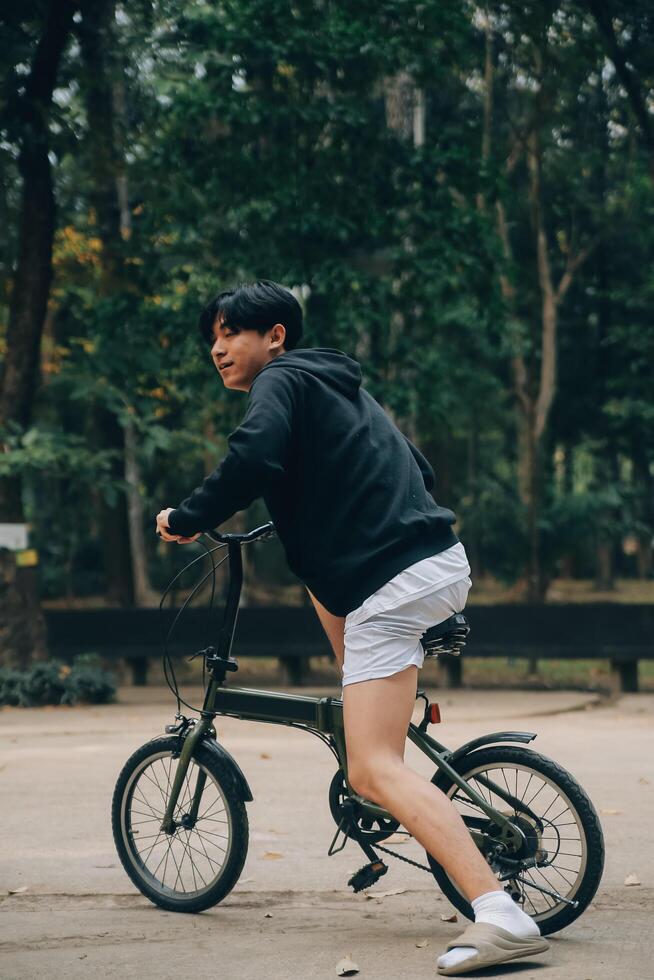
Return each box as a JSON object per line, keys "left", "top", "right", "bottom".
{"left": 121, "top": 750, "right": 234, "bottom": 901}
{"left": 194, "top": 827, "right": 228, "bottom": 855}
{"left": 441, "top": 755, "right": 588, "bottom": 924}
{"left": 133, "top": 786, "right": 162, "bottom": 820}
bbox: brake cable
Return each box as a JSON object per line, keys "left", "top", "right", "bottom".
{"left": 158, "top": 535, "right": 227, "bottom": 714}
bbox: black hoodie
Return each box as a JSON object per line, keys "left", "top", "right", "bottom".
{"left": 167, "top": 348, "right": 459, "bottom": 616}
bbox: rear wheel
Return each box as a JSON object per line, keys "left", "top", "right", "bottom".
{"left": 427, "top": 745, "right": 604, "bottom": 935}
{"left": 112, "top": 736, "right": 249, "bottom": 912}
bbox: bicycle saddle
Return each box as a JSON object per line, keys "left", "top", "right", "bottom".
{"left": 420, "top": 612, "right": 470, "bottom": 658}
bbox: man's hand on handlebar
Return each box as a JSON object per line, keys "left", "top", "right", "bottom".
{"left": 156, "top": 507, "right": 201, "bottom": 544}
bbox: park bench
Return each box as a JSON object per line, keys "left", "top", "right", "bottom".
{"left": 44, "top": 603, "right": 653, "bottom": 692}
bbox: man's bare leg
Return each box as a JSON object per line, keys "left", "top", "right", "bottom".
{"left": 343, "top": 664, "right": 502, "bottom": 901}
{"left": 305, "top": 588, "right": 499, "bottom": 897}
{"left": 307, "top": 592, "right": 544, "bottom": 972}
{"left": 305, "top": 587, "right": 345, "bottom": 672}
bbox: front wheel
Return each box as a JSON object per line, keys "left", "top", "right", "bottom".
{"left": 427, "top": 745, "right": 604, "bottom": 935}
{"left": 112, "top": 736, "right": 249, "bottom": 912}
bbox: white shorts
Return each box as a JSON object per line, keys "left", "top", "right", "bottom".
{"left": 341, "top": 575, "right": 472, "bottom": 688}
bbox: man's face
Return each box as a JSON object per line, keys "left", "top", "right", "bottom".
{"left": 210, "top": 317, "right": 286, "bottom": 392}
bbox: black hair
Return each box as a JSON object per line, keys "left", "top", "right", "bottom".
{"left": 198, "top": 279, "right": 303, "bottom": 351}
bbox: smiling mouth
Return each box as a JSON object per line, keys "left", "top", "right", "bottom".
{"left": 219, "top": 362, "right": 234, "bottom": 372}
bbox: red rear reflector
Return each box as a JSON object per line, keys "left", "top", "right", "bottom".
{"left": 429, "top": 703, "right": 441, "bottom": 724}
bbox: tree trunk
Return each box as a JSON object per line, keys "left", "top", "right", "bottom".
{"left": 488, "top": 35, "right": 595, "bottom": 604}
{"left": 80, "top": 0, "right": 147, "bottom": 606}
{"left": 594, "top": 541, "right": 614, "bottom": 591}
{"left": 632, "top": 446, "right": 653, "bottom": 579}
{"left": 96, "top": 409, "right": 134, "bottom": 606}
{"left": 0, "top": 0, "right": 77, "bottom": 665}
{"left": 559, "top": 443, "right": 575, "bottom": 578}
{"left": 466, "top": 423, "right": 482, "bottom": 579}
{"left": 124, "top": 417, "right": 157, "bottom": 606}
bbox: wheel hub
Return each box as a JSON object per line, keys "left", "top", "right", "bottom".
{"left": 489, "top": 808, "right": 542, "bottom": 857}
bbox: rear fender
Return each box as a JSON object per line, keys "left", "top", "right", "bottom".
{"left": 449, "top": 731, "right": 537, "bottom": 767}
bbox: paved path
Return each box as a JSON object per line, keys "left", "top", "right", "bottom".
{"left": 1, "top": 686, "right": 652, "bottom": 979}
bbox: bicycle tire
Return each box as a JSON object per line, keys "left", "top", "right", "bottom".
{"left": 112, "top": 735, "right": 249, "bottom": 912}
{"left": 427, "top": 745, "right": 604, "bottom": 935}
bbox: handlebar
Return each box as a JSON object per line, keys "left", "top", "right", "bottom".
{"left": 203, "top": 521, "right": 277, "bottom": 545}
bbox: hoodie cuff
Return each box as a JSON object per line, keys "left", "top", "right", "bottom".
{"left": 166, "top": 509, "right": 188, "bottom": 536}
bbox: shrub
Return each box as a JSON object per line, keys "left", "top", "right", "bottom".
{"left": 61, "top": 663, "right": 116, "bottom": 705}
{"left": 18, "top": 661, "right": 69, "bottom": 707}
{"left": 0, "top": 656, "right": 116, "bottom": 708}
{"left": 0, "top": 667, "right": 23, "bottom": 706}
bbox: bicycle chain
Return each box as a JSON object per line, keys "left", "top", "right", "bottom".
{"left": 374, "top": 837, "right": 523, "bottom": 899}
{"left": 373, "top": 838, "right": 432, "bottom": 873}
{"left": 373, "top": 838, "right": 513, "bottom": 894}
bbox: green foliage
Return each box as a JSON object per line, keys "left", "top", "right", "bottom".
{"left": 1, "top": 0, "right": 652, "bottom": 604}
{"left": 0, "top": 657, "right": 116, "bottom": 708}
{"left": 60, "top": 654, "right": 117, "bottom": 706}
{"left": 459, "top": 475, "right": 529, "bottom": 584}
{"left": 14, "top": 662, "right": 69, "bottom": 707}
{"left": 0, "top": 426, "right": 119, "bottom": 486}
{"left": 0, "top": 667, "right": 22, "bottom": 706}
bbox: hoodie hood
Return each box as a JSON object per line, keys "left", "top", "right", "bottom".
{"left": 253, "top": 347, "right": 362, "bottom": 399}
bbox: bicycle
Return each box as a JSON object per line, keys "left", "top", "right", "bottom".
{"left": 112, "top": 521, "right": 605, "bottom": 935}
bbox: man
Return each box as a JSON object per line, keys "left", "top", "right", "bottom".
{"left": 156, "top": 279, "right": 548, "bottom": 975}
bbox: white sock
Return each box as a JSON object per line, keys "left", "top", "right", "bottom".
{"left": 437, "top": 889, "right": 540, "bottom": 971}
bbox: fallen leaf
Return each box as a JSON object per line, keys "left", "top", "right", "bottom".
{"left": 624, "top": 874, "right": 641, "bottom": 886}
{"left": 335, "top": 954, "right": 359, "bottom": 976}
{"left": 638, "top": 777, "right": 650, "bottom": 785}
{"left": 415, "top": 939, "right": 430, "bottom": 948}
{"left": 373, "top": 887, "right": 407, "bottom": 898}
{"left": 260, "top": 752, "right": 272, "bottom": 759}
{"left": 8, "top": 886, "right": 28, "bottom": 895}
{"left": 262, "top": 851, "right": 283, "bottom": 860}
{"left": 599, "top": 808, "right": 622, "bottom": 815}
{"left": 441, "top": 912, "right": 458, "bottom": 922}
{"left": 383, "top": 833, "right": 410, "bottom": 845}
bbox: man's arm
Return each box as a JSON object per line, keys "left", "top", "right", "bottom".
{"left": 167, "top": 371, "right": 296, "bottom": 537}
{"left": 402, "top": 433, "right": 435, "bottom": 493}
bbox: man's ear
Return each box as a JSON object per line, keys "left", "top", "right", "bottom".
{"left": 271, "top": 322, "right": 286, "bottom": 349}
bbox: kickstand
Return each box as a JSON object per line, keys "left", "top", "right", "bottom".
{"left": 327, "top": 815, "right": 349, "bottom": 856}
{"left": 326, "top": 798, "right": 389, "bottom": 892}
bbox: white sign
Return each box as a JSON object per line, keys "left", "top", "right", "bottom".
{"left": 0, "top": 524, "right": 28, "bottom": 551}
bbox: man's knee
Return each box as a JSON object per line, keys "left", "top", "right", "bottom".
{"left": 348, "top": 755, "right": 401, "bottom": 799}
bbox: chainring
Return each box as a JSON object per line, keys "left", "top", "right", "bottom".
{"left": 328, "top": 769, "right": 400, "bottom": 843}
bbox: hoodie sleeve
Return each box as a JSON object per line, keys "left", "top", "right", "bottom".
{"left": 402, "top": 434, "right": 435, "bottom": 493}
{"left": 167, "top": 370, "right": 296, "bottom": 536}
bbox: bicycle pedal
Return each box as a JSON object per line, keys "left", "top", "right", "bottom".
{"left": 347, "top": 860, "right": 388, "bottom": 893}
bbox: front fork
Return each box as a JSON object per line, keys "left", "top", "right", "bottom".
{"left": 160, "top": 714, "right": 213, "bottom": 834}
